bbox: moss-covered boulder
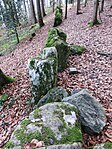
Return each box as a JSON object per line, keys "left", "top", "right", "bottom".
{"left": 37, "top": 86, "right": 69, "bottom": 107}
{"left": 45, "top": 28, "right": 69, "bottom": 72}
{"left": 54, "top": 7, "right": 63, "bottom": 27}
{"left": 69, "top": 45, "right": 86, "bottom": 55}
{"left": 28, "top": 47, "right": 58, "bottom": 103}
{"left": 0, "top": 69, "right": 15, "bottom": 90}
{"left": 7, "top": 102, "right": 82, "bottom": 148}
{"left": 63, "top": 89, "right": 106, "bottom": 134}
{"left": 93, "top": 142, "right": 112, "bottom": 149}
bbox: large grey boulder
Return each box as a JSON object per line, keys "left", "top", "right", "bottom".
{"left": 7, "top": 102, "right": 82, "bottom": 148}
{"left": 37, "top": 86, "right": 68, "bottom": 107}
{"left": 45, "top": 28, "right": 69, "bottom": 72}
{"left": 62, "top": 89, "right": 106, "bottom": 134}
{"left": 28, "top": 47, "right": 58, "bottom": 103}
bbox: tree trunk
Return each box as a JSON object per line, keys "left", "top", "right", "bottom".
{"left": 72, "top": 0, "right": 74, "bottom": 6}
{"left": 0, "top": 69, "right": 15, "bottom": 90}
{"left": 30, "top": 0, "right": 37, "bottom": 24}
{"left": 76, "top": 0, "right": 81, "bottom": 14}
{"left": 84, "top": 0, "right": 87, "bottom": 7}
{"left": 65, "top": 0, "right": 68, "bottom": 19}
{"left": 53, "top": 0, "right": 55, "bottom": 12}
{"left": 23, "top": 0, "right": 27, "bottom": 14}
{"left": 36, "top": 0, "right": 44, "bottom": 27}
{"left": 9, "top": 1, "right": 20, "bottom": 43}
{"left": 93, "top": 0, "right": 99, "bottom": 25}
{"left": 41, "top": 0, "right": 46, "bottom": 17}
{"left": 101, "top": 0, "right": 104, "bottom": 12}
{"left": 12, "top": 0, "right": 20, "bottom": 26}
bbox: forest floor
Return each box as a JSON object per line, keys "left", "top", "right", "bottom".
{"left": 0, "top": 1, "right": 112, "bottom": 148}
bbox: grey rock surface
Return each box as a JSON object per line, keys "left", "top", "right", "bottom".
{"left": 28, "top": 47, "right": 58, "bottom": 103}
{"left": 62, "top": 89, "right": 106, "bottom": 134}
{"left": 8, "top": 102, "right": 82, "bottom": 148}
{"left": 37, "top": 86, "right": 68, "bottom": 107}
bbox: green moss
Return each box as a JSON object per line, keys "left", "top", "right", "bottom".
{"left": 104, "top": 142, "right": 112, "bottom": 149}
{"left": 88, "top": 21, "right": 101, "bottom": 27}
{"left": 60, "top": 104, "right": 78, "bottom": 116}
{"left": 21, "top": 119, "right": 31, "bottom": 128}
{"left": 0, "top": 94, "right": 8, "bottom": 103}
{"left": 14, "top": 128, "right": 41, "bottom": 145}
{"left": 70, "top": 45, "right": 86, "bottom": 55}
{"left": 54, "top": 7, "right": 63, "bottom": 27}
{"left": 33, "top": 109, "right": 41, "bottom": 119}
{"left": 60, "top": 125, "right": 82, "bottom": 144}
{"left": 3, "top": 141, "right": 14, "bottom": 149}
{"left": 41, "top": 126, "right": 57, "bottom": 145}
{"left": 45, "top": 28, "right": 58, "bottom": 48}
{"left": 58, "top": 121, "right": 66, "bottom": 132}
{"left": 6, "top": 76, "right": 16, "bottom": 83}
{"left": 30, "top": 58, "right": 35, "bottom": 68}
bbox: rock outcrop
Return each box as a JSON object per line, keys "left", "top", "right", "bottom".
{"left": 28, "top": 47, "right": 58, "bottom": 103}
{"left": 45, "top": 28, "right": 69, "bottom": 72}
{"left": 7, "top": 102, "right": 82, "bottom": 148}
{"left": 69, "top": 45, "right": 86, "bottom": 55}
{"left": 37, "top": 86, "right": 68, "bottom": 107}
{"left": 62, "top": 89, "right": 106, "bottom": 134}
{"left": 54, "top": 7, "right": 63, "bottom": 27}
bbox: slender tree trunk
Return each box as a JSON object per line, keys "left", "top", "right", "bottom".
{"left": 93, "top": 0, "right": 99, "bottom": 24}
{"left": 30, "top": 0, "right": 37, "bottom": 24}
{"left": 9, "top": 1, "right": 20, "bottom": 43}
{"left": 36, "top": 0, "right": 44, "bottom": 27}
{"left": 84, "top": 0, "right": 87, "bottom": 7}
{"left": 65, "top": 0, "right": 68, "bottom": 19}
{"left": 12, "top": 0, "right": 20, "bottom": 26}
{"left": 23, "top": 0, "right": 27, "bottom": 14}
{"left": 59, "top": 0, "right": 62, "bottom": 7}
{"left": 0, "top": 1, "right": 5, "bottom": 22}
{"left": 100, "top": 0, "right": 104, "bottom": 12}
{"left": 76, "top": 0, "right": 81, "bottom": 14}
{"left": 2, "top": 0, "right": 10, "bottom": 28}
{"left": 53, "top": 0, "right": 55, "bottom": 12}
{"left": 72, "top": 0, "right": 74, "bottom": 6}
{"left": 41, "top": 0, "right": 46, "bottom": 17}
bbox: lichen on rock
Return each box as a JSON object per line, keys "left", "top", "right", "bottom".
{"left": 45, "top": 28, "right": 69, "bottom": 72}
{"left": 63, "top": 89, "right": 106, "bottom": 134}
{"left": 54, "top": 7, "right": 63, "bottom": 27}
{"left": 8, "top": 102, "right": 82, "bottom": 148}
{"left": 28, "top": 47, "right": 58, "bottom": 103}
{"left": 37, "top": 86, "right": 68, "bottom": 107}
{"left": 69, "top": 45, "right": 86, "bottom": 55}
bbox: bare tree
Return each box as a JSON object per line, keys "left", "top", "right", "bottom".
{"left": 53, "top": 0, "right": 55, "bottom": 12}
{"left": 29, "top": 0, "right": 37, "bottom": 24}
{"left": 84, "top": 0, "right": 87, "bottom": 7}
{"left": 76, "top": 0, "right": 81, "bottom": 14}
{"left": 93, "top": 0, "right": 99, "bottom": 25}
{"left": 101, "top": 0, "right": 104, "bottom": 12}
{"left": 36, "top": 0, "right": 44, "bottom": 27}
{"left": 41, "top": 0, "right": 46, "bottom": 17}
{"left": 65, "top": 0, "right": 68, "bottom": 19}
